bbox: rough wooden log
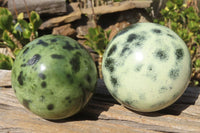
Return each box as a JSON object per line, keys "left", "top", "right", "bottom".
{"left": 80, "top": 0, "right": 152, "bottom": 15}
{"left": 0, "top": 80, "right": 200, "bottom": 133}
{"left": 0, "top": 70, "right": 11, "bottom": 87}
{"left": 39, "top": 1, "right": 152, "bottom": 29}
{"left": 8, "top": 0, "right": 67, "bottom": 17}
{"left": 39, "top": 3, "right": 81, "bottom": 30}
{"left": 39, "top": 11, "right": 82, "bottom": 30}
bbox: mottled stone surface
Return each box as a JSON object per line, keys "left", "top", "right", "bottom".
{"left": 102, "top": 23, "right": 191, "bottom": 112}
{"left": 12, "top": 35, "right": 97, "bottom": 120}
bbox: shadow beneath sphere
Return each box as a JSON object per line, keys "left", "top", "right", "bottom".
{"left": 49, "top": 83, "right": 200, "bottom": 122}
{"left": 49, "top": 79, "right": 117, "bottom": 123}
{"left": 159, "top": 86, "right": 200, "bottom": 115}
{"left": 133, "top": 86, "right": 200, "bottom": 117}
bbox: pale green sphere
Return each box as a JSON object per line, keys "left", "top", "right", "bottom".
{"left": 102, "top": 23, "right": 191, "bottom": 112}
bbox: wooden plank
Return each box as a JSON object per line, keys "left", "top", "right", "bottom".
{"left": 8, "top": 0, "right": 67, "bottom": 17}
{"left": 0, "top": 80, "right": 200, "bottom": 132}
{"left": 0, "top": 70, "right": 11, "bottom": 87}
{"left": 39, "top": 3, "right": 81, "bottom": 30}
{"left": 39, "top": 1, "right": 152, "bottom": 29}
{"left": 39, "top": 11, "right": 82, "bottom": 30}
{"left": 80, "top": 0, "right": 152, "bottom": 15}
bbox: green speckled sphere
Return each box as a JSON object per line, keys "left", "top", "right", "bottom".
{"left": 12, "top": 35, "right": 97, "bottom": 120}
{"left": 102, "top": 23, "right": 191, "bottom": 112}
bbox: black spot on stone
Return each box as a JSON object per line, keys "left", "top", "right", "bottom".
{"left": 63, "top": 41, "right": 76, "bottom": 50}
{"left": 66, "top": 74, "right": 74, "bottom": 83}
{"left": 111, "top": 76, "right": 118, "bottom": 87}
{"left": 112, "top": 24, "right": 140, "bottom": 41}
{"left": 138, "top": 35, "right": 146, "bottom": 41}
{"left": 167, "top": 33, "right": 175, "bottom": 39}
{"left": 148, "top": 65, "right": 153, "bottom": 71}
{"left": 152, "top": 29, "right": 162, "bottom": 34}
{"left": 146, "top": 65, "right": 157, "bottom": 81}
{"left": 23, "top": 47, "right": 30, "bottom": 55}
{"left": 135, "top": 42, "right": 143, "bottom": 47}
{"left": 175, "top": 48, "right": 184, "bottom": 60}
{"left": 107, "top": 45, "right": 117, "bottom": 57}
{"left": 65, "top": 96, "right": 72, "bottom": 103}
{"left": 84, "top": 60, "right": 88, "bottom": 64}
{"left": 104, "top": 58, "right": 115, "bottom": 73}
{"left": 51, "top": 54, "right": 65, "bottom": 59}
{"left": 37, "top": 40, "right": 49, "bottom": 47}
{"left": 70, "top": 55, "right": 81, "bottom": 73}
{"left": 21, "top": 64, "right": 26, "bottom": 67}
{"left": 47, "top": 104, "right": 54, "bottom": 110}
{"left": 127, "top": 34, "right": 138, "bottom": 42}
{"left": 135, "top": 64, "right": 143, "bottom": 72}
{"left": 127, "top": 33, "right": 146, "bottom": 43}
{"left": 159, "top": 86, "right": 168, "bottom": 93}
{"left": 120, "top": 47, "right": 131, "bottom": 56}
{"left": 41, "top": 81, "right": 47, "bottom": 88}
{"left": 23, "top": 99, "right": 32, "bottom": 109}
{"left": 51, "top": 38, "right": 57, "bottom": 42}
{"left": 155, "top": 49, "right": 168, "bottom": 61}
{"left": 18, "top": 71, "right": 24, "bottom": 85}
{"left": 65, "top": 96, "right": 70, "bottom": 100}
{"left": 86, "top": 74, "right": 92, "bottom": 84}
{"left": 50, "top": 91, "right": 54, "bottom": 95}
{"left": 27, "top": 54, "right": 41, "bottom": 66}
{"left": 169, "top": 69, "right": 179, "bottom": 80}
{"left": 38, "top": 73, "right": 46, "bottom": 80}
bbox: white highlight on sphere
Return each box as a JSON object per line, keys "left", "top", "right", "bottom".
{"left": 40, "top": 64, "right": 46, "bottom": 71}
{"left": 134, "top": 51, "right": 144, "bottom": 62}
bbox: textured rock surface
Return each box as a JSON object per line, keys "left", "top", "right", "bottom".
{"left": 102, "top": 23, "right": 192, "bottom": 112}
{"left": 52, "top": 24, "right": 76, "bottom": 37}
{"left": 11, "top": 35, "right": 97, "bottom": 120}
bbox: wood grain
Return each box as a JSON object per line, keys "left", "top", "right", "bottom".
{"left": 0, "top": 79, "right": 200, "bottom": 133}
{"left": 8, "top": 0, "right": 67, "bottom": 18}
{"left": 39, "top": 11, "right": 82, "bottom": 30}
{"left": 80, "top": 1, "right": 152, "bottom": 15}
{"left": 39, "top": 1, "right": 152, "bottom": 29}
{"left": 0, "top": 70, "right": 11, "bottom": 87}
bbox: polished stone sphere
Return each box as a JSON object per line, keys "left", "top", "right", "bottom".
{"left": 12, "top": 35, "right": 97, "bottom": 120}
{"left": 102, "top": 23, "right": 191, "bottom": 112}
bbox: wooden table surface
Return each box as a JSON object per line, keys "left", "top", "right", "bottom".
{"left": 0, "top": 79, "right": 200, "bottom": 133}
